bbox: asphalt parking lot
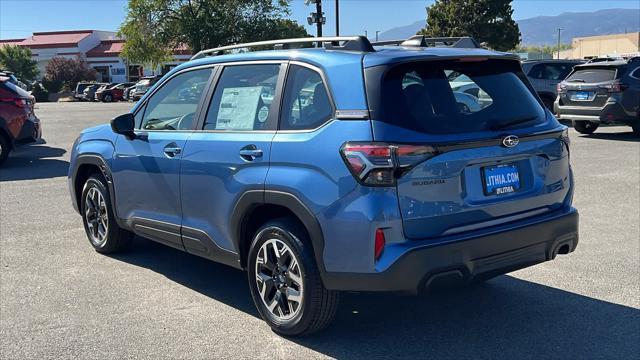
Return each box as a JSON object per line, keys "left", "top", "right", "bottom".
{"left": 1, "top": 102, "right": 639, "bottom": 359}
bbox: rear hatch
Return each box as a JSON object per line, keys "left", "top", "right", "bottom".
{"left": 363, "top": 57, "right": 571, "bottom": 240}
{"left": 558, "top": 65, "right": 620, "bottom": 108}
{"left": 0, "top": 77, "right": 35, "bottom": 117}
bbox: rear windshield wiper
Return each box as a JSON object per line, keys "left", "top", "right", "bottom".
{"left": 490, "top": 116, "right": 539, "bottom": 131}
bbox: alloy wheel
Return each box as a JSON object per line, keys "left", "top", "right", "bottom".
{"left": 254, "top": 238, "right": 304, "bottom": 321}
{"left": 84, "top": 187, "right": 108, "bottom": 246}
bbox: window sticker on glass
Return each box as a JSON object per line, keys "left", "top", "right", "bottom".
{"left": 216, "top": 86, "right": 263, "bottom": 130}
{"left": 257, "top": 106, "right": 269, "bottom": 123}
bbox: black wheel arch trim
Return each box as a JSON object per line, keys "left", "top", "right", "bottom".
{"left": 72, "top": 154, "right": 127, "bottom": 228}
{"left": 230, "top": 190, "right": 328, "bottom": 280}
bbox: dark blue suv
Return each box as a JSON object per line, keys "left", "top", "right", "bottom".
{"left": 68, "top": 36, "right": 579, "bottom": 336}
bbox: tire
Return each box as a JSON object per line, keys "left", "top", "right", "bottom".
{"left": 104, "top": 94, "right": 113, "bottom": 103}
{"left": 247, "top": 218, "right": 339, "bottom": 336}
{"left": 81, "top": 174, "right": 133, "bottom": 253}
{"left": 0, "top": 132, "right": 11, "bottom": 166}
{"left": 573, "top": 120, "right": 599, "bottom": 134}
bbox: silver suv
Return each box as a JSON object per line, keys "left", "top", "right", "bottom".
{"left": 522, "top": 60, "right": 584, "bottom": 110}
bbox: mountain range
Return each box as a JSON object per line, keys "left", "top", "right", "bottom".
{"left": 377, "top": 8, "right": 640, "bottom": 45}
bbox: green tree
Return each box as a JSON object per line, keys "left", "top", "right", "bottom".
{"left": 118, "top": 0, "right": 309, "bottom": 67}
{"left": 419, "top": 0, "right": 521, "bottom": 52}
{"left": 0, "top": 45, "right": 39, "bottom": 81}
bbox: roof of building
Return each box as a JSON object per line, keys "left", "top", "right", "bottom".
{"left": 86, "top": 40, "right": 125, "bottom": 57}
{"left": 0, "top": 38, "right": 25, "bottom": 47}
{"left": 18, "top": 30, "right": 94, "bottom": 48}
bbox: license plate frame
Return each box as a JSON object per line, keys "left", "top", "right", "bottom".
{"left": 482, "top": 164, "right": 521, "bottom": 196}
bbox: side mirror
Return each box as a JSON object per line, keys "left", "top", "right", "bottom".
{"left": 110, "top": 113, "right": 136, "bottom": 139}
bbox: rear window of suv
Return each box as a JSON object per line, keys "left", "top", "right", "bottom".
{"left": 366, "top": 59, "right": 545, "bottom": 134}
{"left": 565, "top": 67, "right": 617, "bottom": 83}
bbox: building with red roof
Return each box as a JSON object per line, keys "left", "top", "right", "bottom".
{"left": 1, "top": 30, "right": 191, "bottom": 82}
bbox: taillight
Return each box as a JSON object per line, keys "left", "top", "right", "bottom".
{"left": 374, "top": 228, "right": 386, "bottom": 260}
{"left": 557, "top": 82, "right": 567, "bottom": 94}
{"left": 341, "top": 142, "right": 437, "bottom": 186}
{"left": 0, "top": 98, "right": 26, "bottom": 108}
{"left": 599, "top": 82, "right": 628, "bottom": 93}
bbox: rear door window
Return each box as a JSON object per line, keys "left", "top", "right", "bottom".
{"left": 566, "top": 68, "right": 616, "bottom": 83}
{"left": 369, "top": 59, "right": 545, "bottom": 134}
{"left": 529, "top": 63, "right": 576, "bottom": 80}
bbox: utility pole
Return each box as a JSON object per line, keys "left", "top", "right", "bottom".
{"left": 335, "top": 0, "right": 340, "bottom": 36}
{"left": 557, "top": 28, "right": 562, "bottom": 59}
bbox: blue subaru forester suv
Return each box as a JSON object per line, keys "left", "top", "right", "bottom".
{"left": 68, "top": 36, "right": 579, "bottom": 336}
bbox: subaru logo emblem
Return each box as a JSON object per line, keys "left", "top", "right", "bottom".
{"left": 502, "top": 135, "right": 519, "bottom": 148}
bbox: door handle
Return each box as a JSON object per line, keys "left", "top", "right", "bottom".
{"left": 239, "top": 145, "right": 263, "bottom": 161}
{"left": 163, "top": 143, "right": 182, "bottom": 157}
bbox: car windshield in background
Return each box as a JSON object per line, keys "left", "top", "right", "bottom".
{"left": 566, "top": 67, "right": 617, "bottom": 83}
{"left": 376, "top": 59, "right": 545, "bottom": 134}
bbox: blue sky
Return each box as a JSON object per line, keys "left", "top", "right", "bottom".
{"left": 1, "top": 0, "right": 639, "bottom": 39}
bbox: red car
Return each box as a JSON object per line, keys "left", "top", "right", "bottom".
{"left": 0, "top": 73, "right": 41, "bottom": 165}
{"left": 95, "top": 82, "right": 135, "bottom": 102}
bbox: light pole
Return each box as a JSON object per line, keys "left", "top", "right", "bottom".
{"left": 557, "top": 28, "right": 563, "bottom": 59}
{"left": 305, "top": 0, "right": 326, "bottom": 39}
{"left": 335, "top": 0, "right": 340, "bottom": 36}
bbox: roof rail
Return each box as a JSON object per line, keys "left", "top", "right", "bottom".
{"left": 191, "top": 36, "right": 374, "bottom": 60}
{"left": 371, "top": 35, "right": 481, "bottom": 49}
{"left": 585, "top": 57, "right": 624, "bottom": 63}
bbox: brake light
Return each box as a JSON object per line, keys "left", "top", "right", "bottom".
{"left": 374, "top": 228, "right": 386, "bottom": 260}
{"left": 341, "top": 142, "right": 437, "bottom": 186}
{"left": 0, "top": 98, "right": 26, "bottom": 108}
{"left": 557, "top": 82, "right": 567, "bottom": 94}
{"left": 599, "top": 82, "right": 628, "bottom": 93}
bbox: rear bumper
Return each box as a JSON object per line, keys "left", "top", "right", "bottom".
{"left": 322, "top": 208, "right": 579, "bottom": 293}
{"left": 15, "top": 115, "right": 42, "bottom": 145}
{"left": 555, "top": 100, "right": 637, "bottom": 125}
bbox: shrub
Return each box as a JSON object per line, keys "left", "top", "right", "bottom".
{"left": 31, "top": 82, "right": 49, "bottom": 102}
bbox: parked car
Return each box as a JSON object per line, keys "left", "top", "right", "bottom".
{"left": 73, "top": 82, "right": 94, "bottom": 100}
{"left": 0, "top": 73, "right": 41, "bottom": 165}
{"left": 68, "top": 35, "right": 578, "bottom": 336}
{"left": 0, "top": 71, "right": 28, "bottom": 91}
{"left": 522, "top": 60, "right": 584, "bottom": 110}
{"left": 131, "top": 76, "right": 161, "bottom": 100}
{"left": 82, "top": 83, "right": 106, "bottom": 101}
{"left": 555, "top": 57, "right": 640, "bottom": 135}
{"left": 123, "top": 84, "right": 136, "bottom": 101}
{"left": 95, "top": 82, "right": 135, "bottom": 102}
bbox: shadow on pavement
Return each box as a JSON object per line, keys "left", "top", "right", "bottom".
{"left": 0, "top": 143, "right": 69, "bottom": 181}
{"left": 578, "top": 131, "right": 639, "bottom": 142}
{"left": 113, "top": 237, "right": 640, "bottom": 359}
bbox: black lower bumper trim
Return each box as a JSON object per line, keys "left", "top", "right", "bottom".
{"left": 323, "top": 209, "right": 579, "bottom": 293}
